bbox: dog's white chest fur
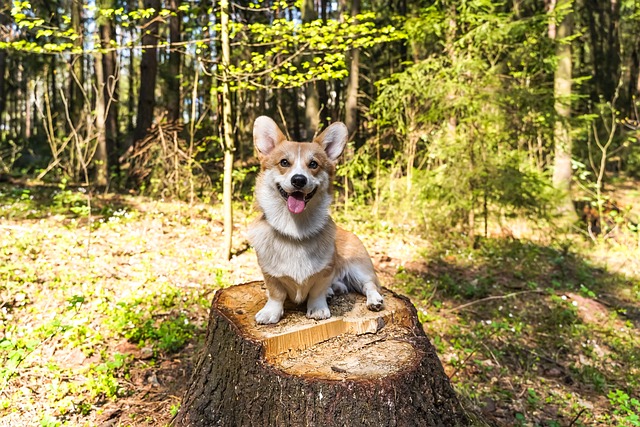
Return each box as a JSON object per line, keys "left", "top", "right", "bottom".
{"left": 248, "top": 218, "right": 335, "bottom": 285}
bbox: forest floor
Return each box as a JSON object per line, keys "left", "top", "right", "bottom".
{"left": 0, "top": 182, "right": 639, "bottom": 426}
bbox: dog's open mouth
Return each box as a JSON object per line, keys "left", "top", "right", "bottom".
{"left": 277, "top": 184, "right": 317, "bottom": 214}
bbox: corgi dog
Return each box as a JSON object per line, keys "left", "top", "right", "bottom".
{"left": 248, "top": 116, "right": 384, "bottom": 324}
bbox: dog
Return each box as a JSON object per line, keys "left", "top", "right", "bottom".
{"left": 248, "top": 116, "right": 384, "bottom": 324}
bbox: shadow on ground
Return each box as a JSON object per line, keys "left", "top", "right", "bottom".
{"left": 0, "top": 182, "right": 141, "bottom": 222}
{"left": 388, "top": 237, "right": 640, "bottom": 426}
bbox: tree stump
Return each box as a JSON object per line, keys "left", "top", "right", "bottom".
{"left": 173, "top": 281, "right": 481, "bottom": 427}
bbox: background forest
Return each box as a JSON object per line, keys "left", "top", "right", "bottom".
{"left": 1, "top": 0, "right": 640, "bottom": 426}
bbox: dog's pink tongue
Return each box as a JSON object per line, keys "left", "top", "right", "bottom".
{"left": 287, "top": 193, "right": 306, "bottom": 214}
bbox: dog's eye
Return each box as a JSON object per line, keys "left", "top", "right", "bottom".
{"left": 279, "top": 159, "right": 290, "bottom": 167}
{"left": 309, "top": 160, "right": 318, "bottom": 169}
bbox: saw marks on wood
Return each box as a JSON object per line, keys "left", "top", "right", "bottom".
{"left": 216, "top": 281, "right": 418, "bottom": 380}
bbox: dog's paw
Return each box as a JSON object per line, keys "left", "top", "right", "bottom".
{"left": 255, "top": 305, "right": 283, "bottom": 324}
{"left": 307, "top": 306, "right": 331, "bottom": 320}
{"left": 366, "top": 292, "right": 384, "bottom": 312}
{"left": 331, "top": 280, "right": 349, "bottom": 295}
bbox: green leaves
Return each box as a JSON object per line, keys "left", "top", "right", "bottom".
{"left": 608, "top": 389, "right": 640, "bottom": 426}
{"left": 4, "top": 0, "right": 403, "bottom": 92}
{"left": 225, "top": 14, "right": 404, "bottom": 89}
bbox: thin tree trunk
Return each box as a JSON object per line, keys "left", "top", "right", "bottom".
{"left": 221, "top": 0, "right": 235, "bottom": 260}
{"left": 0, "top": 11, "right": 8, "bottom": 131}
{"left": 25, "top": 78, "right": 32, "bottom": 140}
{"left": 0, "top": 49, "right": 5, "bottom": 134}
{"left": 69, "top": 0, "right": 84, "bottom": 133}
{"left": 628, "top": 48, "right": 639, "bottom": 109}
{"left": 302, "top": 0, "right": 320, "bottom": 137}
{"left": 345, "top": 0, "right": 361, "bottom": 140}
{"left": 49, "top": 56, "right": 58, "bottom": 132}
{"left": 133, "top": 0, "right": 160, "bottom": 144}
{"left": 99, "top": 0, "right": 119, "bottom": 180}
{"left": 317, "top": 0, "right": 329, "bottom": 125}
{"left": 94, "top": 53, "right": 108, "bottom": 187}
{"left": 167, "top": 0, "right": 182, "bottom": 122}
{"left": 550, "top": 0, "right": 576, "bottom": 218}
{"left": 127, "top": 25, "right": 136, "bottom": 135}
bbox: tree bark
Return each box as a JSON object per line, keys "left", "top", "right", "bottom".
{"left": 127, "top": 24, "right": 136, "bottom": 135}
{"left": 345, "top": 0, "right": 361, "bottom": 140}
{"left": 167, "top": 0, "right": 182, "bottom": 122}
{"left": 302, "top": 0, "right": 320, "bottom": 137}
{"left": 133, "top": 0, "right": 160, "bottom": 144}
{"left": 551, "top": 0, "right": 577, "bottom": 219}
{"left": 221, "top": 0, "right": 235, "bottom": 260}
{"left": 0, "top": 11, "right": 8, "bottom": 130}
{"left": 174, "top": 282, "right": 485, "bottom": 427}
{"left": 94, "top": 52, "right": 108, "bottom": 186}
{"left": 0, "top": 47, "right": 5, "bottom": 134}
{"left": 68, "top": 0, "right": 84, "bottom": 133}
{"left": 584, "top": 0, "right": 620, "bottom": 107}
{"left": 98, "top": 0, "right": 119, "bottom": 179}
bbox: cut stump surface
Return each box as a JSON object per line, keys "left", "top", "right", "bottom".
{"left": 173, "top": 282, "right": 478, "bottom": 427}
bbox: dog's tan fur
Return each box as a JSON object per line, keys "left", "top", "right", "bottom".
{"left": 248, "top": 116, "right": 383, "bottom": 324}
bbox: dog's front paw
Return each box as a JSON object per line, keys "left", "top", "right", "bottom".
{"left": 366, "top": 291, "right": 384, "bottom": 312}
{"left": 307, "top": 296, "right": 331, "bottom": 320}
{"left": 307, "top": 305, "right": 331, "bottom": 320}
{"left": 255, "top": 303, "right": 284, "bottom": 324}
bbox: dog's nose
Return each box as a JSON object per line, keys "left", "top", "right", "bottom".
{"left": 291, "top": 174, "right": 307, "bottom": 189}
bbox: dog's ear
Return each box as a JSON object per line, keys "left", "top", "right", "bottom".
{"left": 315, "top": 122, "right": 348, "bottom": 161}
{"left": 253, "top": 116, "right": 286, "bottom": 156}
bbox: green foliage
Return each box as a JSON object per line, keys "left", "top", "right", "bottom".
{"left": 365, "top": 1, "right": 557, "bottom": 235}
{"left": 230, "top": 13, "right": 405, "bottom": 89}
{"left": 5, "top": 1, "right": 404, "bottom": 90}
{"left": 609, "top": 390, "right": 640, "bottom": 426}
{"left": 85, "top": 353, "right": 128, "bottom": 399}
{"left": 105, "top": 287, "right": 196, "bottom": 353}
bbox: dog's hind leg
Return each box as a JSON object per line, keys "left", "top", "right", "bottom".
{"left": 362, "top": 281, "right": 384, "bottom": 311}
{"left": 341, "top": 263, "right": 384, "bottom": 311}
{"left": 330, "top": 278, "right": 349, "bottom": 296}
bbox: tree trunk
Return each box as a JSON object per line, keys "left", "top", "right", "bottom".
{"left": 302, "top": 0, "right": 320, "bottom": 137}
{"left": 584, "top": 0, "right": 620, "bottom": 107}
{"left": 98, "top": 0, "right": 119, "bottom": 179}
{"left": 94, "top": 52, "right": 109, "bottom": 187}
{"left": 221, "top": 0, "right": 235, "bottom": 260}
{"left": 68, "top": 0, "right": 84, "bottom": 133}
{"left": 0, "top": 11, "right": 8, "bottom": 131}
{"left": 127, "top": 24, "right": 136, "bottom": 135}
{"left": 49, "top": 55, "right": 59, "bottom": 132}
{"left": 173, "top": 282, "right": 486, "bottom": 427}
{"left": 0, "top": 48, "right": 5, "bottom": 134}
{"left": 345, "top": 0, "right": 360, "bottom": 140}
{"left": 167, "top": 0, "right": 182, "bottom": 122}
{"left": 551, "top": 0, "right": 577, "bottom": 219}
{"left": 133, "top": 0, "right": 160, "bottom": 144}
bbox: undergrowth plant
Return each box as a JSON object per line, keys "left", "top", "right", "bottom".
{"left": 608, "top": 389, "right": 640, "bottom": 426}
{"left": 359, "top": 1, "right": 558, "bottom": 240}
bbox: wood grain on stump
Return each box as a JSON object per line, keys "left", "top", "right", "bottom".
{"left": 173, "top": 281, "right": 479, "bottom": 427}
